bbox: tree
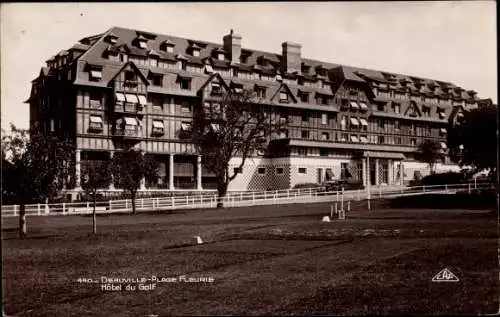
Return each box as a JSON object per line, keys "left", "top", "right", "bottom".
{"left": 192, "top": 89, "right": 279, "bottom": 208}
{"left": 1, "top": 124, "right": 73, "bottom": 239}
{"left": 447, "top": 105, "right": 498, "bottom": 176}
{"left": 111, "top": 149, "right": 158, "bottom": 214}
{"left": 81, "top": 160, "right": 112, "bottom": 234}
{"left": 415, "top": 139, "right": 443, "bottom": 175}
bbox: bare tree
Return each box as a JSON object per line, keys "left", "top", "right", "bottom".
{"left": 81, "top": 160, "right": 112, "bottom": 234}
{"left": 192, "top": 89, "right": 279, "bottom": 208}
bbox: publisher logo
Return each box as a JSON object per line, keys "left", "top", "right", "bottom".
{"left": 432, "top": 268, "right": 459, "bottom": 282}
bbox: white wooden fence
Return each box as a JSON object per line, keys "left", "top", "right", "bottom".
{"left": 0, "top": 182, "right": 493, "bottom": 218}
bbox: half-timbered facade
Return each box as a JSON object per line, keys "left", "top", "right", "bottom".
{"left": 26, "top": 27, "right": 481, "bottom": 192}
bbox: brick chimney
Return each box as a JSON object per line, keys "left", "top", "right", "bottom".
{"left": 223, "top": 29, "right": 242, "bottom": 64}
{"left": 281, "top": 42, "right": 301, "bottom": 73}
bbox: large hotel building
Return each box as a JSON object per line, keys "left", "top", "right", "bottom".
{"left": 26, "top": 27, "right": 479, "bottom": 193}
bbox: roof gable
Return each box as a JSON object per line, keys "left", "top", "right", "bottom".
{"left": 270, "top": 83, "right": 297, "bottom": 103}
{"left": 404, "top": 101, "right": 422, "bottom": 117}
{"left": 198, "top": 72, "right": 229, "bottom": 93}
{"left": 107, "top": 61, "right": 149, "bottom": 86}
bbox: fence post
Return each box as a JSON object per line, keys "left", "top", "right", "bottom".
{"left": 347, "top": 200, "right": 351, "bottom": 212}
{"left": 62, "top": 202, "right": 66, "bottom": 215}
{"left": 152, "top": 198, "right": 156, "bottom": 210}
{"left": 37, "top": 203, "right": 41, "bottom": 216}
{"left": 378, "top": 186, "right": 382, "bottom": 198}
{"left": 422, "top": 185, "right": 425, "bottom": 193}
{"left": 171, "top": 196, "right": 175, "bottom": 208}
{"left": 109, "top": 200, "right": 112, "bottom": 212}
{"left": 13, "top": 205, "right": 17, "bottom": 217}
{"left": 445, "top": 184, "right": 448, "bottom": 192}
{"left": 252, "top": 192, "right": 255, "bottom": 205}
{"left": 125, "top": 200, "right": 128, "bottom": 210}
{"left": 468, "top": 183, "right": 471, "bottom": 194}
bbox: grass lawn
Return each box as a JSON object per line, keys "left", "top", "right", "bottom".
{"left": 2, "top": 200, "right": 498, "bottom": 316}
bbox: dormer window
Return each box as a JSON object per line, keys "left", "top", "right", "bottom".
{"left": 152, "top": 120, "right": 165, "bottom": 136}
{"left": 138, "top": 40, "right": 147, "bottom": 49}
{"left": 87, "top": 64, "right": 103, "bottom": 82}
{"left": 192, "top": 49, "right": 200, "bottom": 57}
{"left": 275, "top": 74, "right": 283, "bottom": 82}
{"left": 149, "top": 73, "right": 163, "bottom": 87}
{"left": 124, "top": 71, "right": 138, "bottom": 86}
{"left": 279, "top": 91, "right": 288, "bottom": 103}
{"left": 298, "top": 91, "right": 309, "bottom": 103}
{"left": 422, "top": 106, "right": 431, "bottom": 117}
{"left": 159, "top": 40, "right": 175, "bottom": 53}
{"left": 255, "top": 86, "right": 266, "bottom": 99}
{"left": 178, "top": 76, "right": 191, "bottom": 90}
{"left": 217, "top": 53, "right": 225, "bottom": 61}
{"left": 211, "top": 82, "right": 222, "bottom": 95}
{"left": 232, "top": 83, "right": 243, "bottom": 94}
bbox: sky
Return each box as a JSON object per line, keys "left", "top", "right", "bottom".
{"left": 0, "top": 2, "right": 497, "bottom": 131}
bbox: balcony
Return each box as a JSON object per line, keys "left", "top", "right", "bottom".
{"left": 114, "top": 103, "right": 144, "bottom": 115}
{"left": 113, "top": 128, "right": 142, "bottom": 140}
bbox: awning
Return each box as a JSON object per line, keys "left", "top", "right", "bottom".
{"left": 181, "top": 123, "right": 192, "bottom": 131}
{"left": 137, "top": 95, "right": 147, "bottom": 106}
{"left": 440, "top": 142, "right": 447, "bottom": 149}
{"left": 350, "top": 101, "right": 359, "bottom": 109}
{"left": 360, "top": 135, "right": 368, "bottom": 143}
{"left": 350, "top": 135, "right": 359, "bottom": 142}
{"left": 124, "top": 117, "right": 138, "bottom": 125}
{"left": 89, "top": 116, "right": 103, "bottom": 123}
{"left": 152, "top": 120, "right": 164, "bottom": 128}
{"left": 350, "top": 117, "right": 359, "bottom": 125}
{"left": 125, "top": 94, "right": 138, "bottom": 103}
{"left": 115, "top": 92, "right": 125, "bottom": 102}
{"left": 359, "top": 102, "right": 369, "bottom": 110}
{"left": 359, "top": 118, "right": 368, "bottom": 126}
{"left": 439, "top": 112, "right": 446, "bottom": 119}
{"left": 90, "top": 70, "right": 102, "bottom": 79}
{"left": 440, "top": 128, "right": 447, "bottom": 134}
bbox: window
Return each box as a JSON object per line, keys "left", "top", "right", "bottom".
{"left": 89, "top": 115, "right": 103, "bottom": 132}
{"left": 410, "top": 138, "right": 416, "bottom": 146}
{"left": 437, "top": 108, "right": 446, "bottom": 119}
{"left": 378, "top": 119, "right": 385, "bottom": 130}
{"left": 50, "top": 119, "right": 55, "bottom": 132}
{"left": 205, "top": 64, "right": 214, "bottom": 74}
{"left": 301, "top": 130, "right": 310, "bottom": 139}
{"left": 321, "top": 132, "right": 329, "bottom": 141}
{"left": 422, "top": 106, "right": 431, "bottom": 117}
{"left": 152, "top": 98, "right": 163, "bottom": 112}
{"left": 211, "top": 82, "right": 222, "bottom": 95}
{"left": 350, "top": 135, "right": 359, "bottom": 143}
{"left": 440, "top": 128, "right": 447, "bottom": 136}
{"left": 192, "top": 49, "right": 200, "bottom": 57}
{"left": 298, "top": 167, "right": 307, "bottom": 174}
{"left": 234, "top": 167, "right": 243, "bottom": 174}
{"left": 279, "top": 91, "right": 288, "bottom": 103}
{"left": 340, "top": 99, "right": 349, "bottom": 110}
{"left": 149, "top": 57, "right": 158, "bottom": 67}
{"left": 341, "top": 163, "right": 351, "bottom": 179}
{"left": 298, "top": 148, "right": 307, "bottom": 156}
{"left": 151, "top": 74, "right": 163, "bottom": 87}
{"left": 321, "top": 113, "right": 328, "bottom": 125}
{"left": 301, "top": 111, "right": 308, "bottom": 122}
{"left": 89, "top": 69, "right": 102, "bottom": 82}
{"left": 166, "top": 46, "right": 174, "bottom": 53}
{"left": 320, "top": 149, "right": 329, "bottom": 157}
{"left": 255, "top": 86, "right": 266, "bottom": 98}
{"left": 276, "top": 167, "right": 284, "bottom": 175}
{"left": 138, "top": 40, "right": 147, "bottom": 49}
{"left": 258, "top": 167, "right": 266, "bottom": 175}
{"left": 378, "top": 135, "right": 385, "bottom": 144}
{"left": 152, "top": 120, "right": 164, "bottom": 136}
{"left": 181, "top": 104, "right": 191, "bottom": 113}
{"left": 360, "top": 135, "right": 368, "bottom": 143}
{"left": 377, "top": 104, "right": 385, "bottom": 111}
{"left": 89, "top": 91, "right": 101, "bottom": 108}
{"left": 340, "top": 133, "right": 348, "bottom": 142}
{"left": 217, "top": 53, "right": 225, "bottom": 61}
{"left": 359, "top": 102, "right": 369, "bottom": 111}
{"left": 319, "top": 95, "right": 329, "bottom": 105}
{"left": 393, "top": 103, "right": 401, "bottom": 114}
{"left": 298, "top": 92, "right": 309, "bottom": 103}
{"left": 350, "top": 101, "right": 359, "bottom": 111}
{"left": 394, "top": 120, "right": 400, "bottom": 130}
{"left": 395, "top": 137, "right": 402, "bottom": 145}
{"left": 179, "top": 78, "right": 191, "bottom": 90}
{"left": 125, "top": 71, "right": 136, "bottom": 82}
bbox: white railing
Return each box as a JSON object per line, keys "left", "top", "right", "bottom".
{"left": 1, "top": 182, "right": 494, "bottom": 218}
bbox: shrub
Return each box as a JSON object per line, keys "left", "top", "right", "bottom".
{"left": 421, "top": 171, "right": 466, "bottom": 186}
{"left": 293, "top": 183, "right": 323, "bottom": 189}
